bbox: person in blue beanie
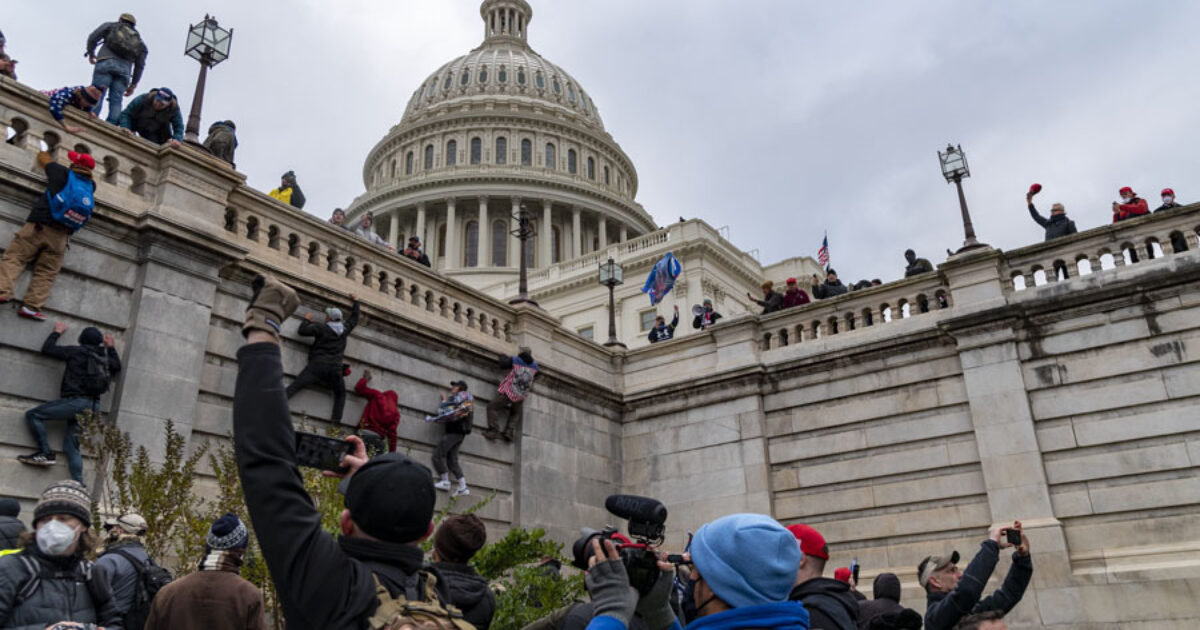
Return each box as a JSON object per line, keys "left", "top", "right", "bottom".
{"left": 584, "top": 513, "right": 810, "bottom": 630}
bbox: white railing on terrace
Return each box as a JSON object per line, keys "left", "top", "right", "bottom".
{"left": 0, "top": 80, "right": 519, "bottom": 349}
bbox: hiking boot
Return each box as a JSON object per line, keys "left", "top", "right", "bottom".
{"left": 453, "top": 486, "right": 470, "bottom": 498}
{"left": 17, "top": 451, "right": 55, "bottom": 467}
{"left": 243, "top": 274, "right": 300, "bottom": 338}
{"left": 18, "top": 306, "right": 46, "bottom": 321}
{"left": 482, "top": 429, "right": 501, "bottom": 440}
{"left": 434, "top": 479, "right": 452, "bottom": 491}
{"left": 502, "top": 432, "right": 515, "bottom": 442}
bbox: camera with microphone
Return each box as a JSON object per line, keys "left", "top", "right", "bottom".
{"left": 572, "top": 494, "right": 668, "bottom": 595}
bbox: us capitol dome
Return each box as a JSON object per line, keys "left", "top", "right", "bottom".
{"left": 346, "top": 0, "right": 658, "bottom": 288}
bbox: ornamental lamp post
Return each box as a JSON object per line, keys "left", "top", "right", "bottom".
{"left": 598, "top": 257, "right": 625, "bottom": 348}
{"left": 508, "top": 202, "right": 539, "bottom": 307}
{"left": 938, "top": 143, "right": 988, "bottom": 253}
{"left": 182, "top": 15, "right": 233, "bottom": 146}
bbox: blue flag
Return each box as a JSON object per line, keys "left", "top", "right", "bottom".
{"left": 642, "top": 252, "right": 681, "bottom": 305}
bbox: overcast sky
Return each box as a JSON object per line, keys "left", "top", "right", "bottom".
{"left": 7, "top": 1, "right": 1200, "bottom": 283}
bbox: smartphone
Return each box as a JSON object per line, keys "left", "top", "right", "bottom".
{"left": 851, "top": 558, "right": 860, "bottom": 584}
{"left": 295, "top": 431, "right": 353, "bottom": 473}
{"left": 1005, "top": 528, "right": 1022, "bottom": 546}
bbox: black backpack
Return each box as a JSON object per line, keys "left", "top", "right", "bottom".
{"left": 105, "top": 547, "right": 173, "bottom": 630}
{"left": 81, "top": 347, "right": 112, "bottom": 397}
{"left": 14, "top": 553, "right": 110, "bottom": 612}
{"left": 106, "top": 22, "right": 144, "bottom": 60}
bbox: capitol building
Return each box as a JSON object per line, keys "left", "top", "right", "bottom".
{"left": 346, "top": 0, "right": 821, "bottom": 346}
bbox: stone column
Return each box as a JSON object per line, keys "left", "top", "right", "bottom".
{"left": 444, "top": 198, "right": 459, "bottom": 269}
{"left": 598, "top": 214, "right": 607, "bottom": 249}
{"left": 415, "top": 203, "right": 427, "bottom": 251}
{"left": 572, "top": 206, "right": 582, "bottom": 259}
{"left": 509, "top": 197, "right": 521, "bottom": 267}
{"left": 479, "top": 196, "right": 491, "bottom": 268}
{"left": 540, "top": 200, "right": 553, "bottom": 267}
{"left": 388, "top": 207, "right": 401, "bottom": 249}
{"left": 619, "top": 224, "right": 627, "bottom": 243}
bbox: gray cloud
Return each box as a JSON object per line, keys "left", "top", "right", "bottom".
{"left": 8, "top": 1, "right": 1199, "bottom": 283}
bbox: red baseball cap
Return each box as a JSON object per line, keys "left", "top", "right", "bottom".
{"left": 786, "top": 277, "right": 797, "bottom": 285}
{"left": 833, "top": 567, "right": 852, "bottom": 583}
{"left": 1162, "top": 188, "right": 1174, "bottom": 197}
{"left": 786, "top": 524, "right": 829, "bottom": 560}
{"left": 67, "top": 151, "right": 95, "bottom": 170}
{"left": 1028, "top": 183, "right": 1042, "bottom": 194}
{"left": 1119, "top": 186, "right": 1134, "bottom": 196}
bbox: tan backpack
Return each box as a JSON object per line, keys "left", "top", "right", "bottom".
{"left": 367, "top": 569, "right": 477, "bottom": 630}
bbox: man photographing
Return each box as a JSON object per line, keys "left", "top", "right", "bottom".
{"left": 919, "top": 520, "right": 1032, "bottom": 630}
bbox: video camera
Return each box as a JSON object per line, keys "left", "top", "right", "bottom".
{"left": 572, "top": 494, "right": 668, "bottom": 595}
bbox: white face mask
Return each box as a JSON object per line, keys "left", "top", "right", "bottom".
{"left": 36, "top": 519, "right": 80, "bottom": 556}
{"left": 1163, "top": 196, "right": 1173, "bottom": 204}
{"left": 1122, "top": 196, "right": 1133, "bottom": 203}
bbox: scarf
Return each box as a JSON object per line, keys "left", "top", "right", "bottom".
{"left": 199, "top": 548, "right": 245, "bottom": 573}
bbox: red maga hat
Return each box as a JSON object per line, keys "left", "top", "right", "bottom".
{"left": 833, "top": 567, "right": 852, "bottom": 584}
{"left": 67, "top": 151, "right": 95, "bottom": 170}
{"left": 1119, "top": 186, "right": 1134, "bottom": 196}
{"left": 1028, "top": 183, "right": 1042, "bottom": 194}
{"left": 786, "top": 523, "right": 830, "bottom": 560}
{"left": 1162, "top": 188, "right": 1174, "bottom": 197}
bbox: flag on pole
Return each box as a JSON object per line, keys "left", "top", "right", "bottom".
{"left": 642, "top": 252, "right": 681, "bottom": 305}
{"left": 817, "top": 234, "right": 830, "bottom": 269}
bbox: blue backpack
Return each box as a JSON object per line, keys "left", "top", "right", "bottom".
{"left": 46, "top": 171, "right": 95, "bottom": 231}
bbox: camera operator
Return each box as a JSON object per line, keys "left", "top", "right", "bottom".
{"left": 584, "top": 513, "right": 811, "bottom": 630}
{"left": 234, "top": 275, "right": 458, "bottom": 630}
{"left": 918, "top": 521, "right": 1032, "bottom": 630}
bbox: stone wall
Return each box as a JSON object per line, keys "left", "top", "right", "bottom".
{"left": 3, "top": 80, "right": 1199, "bottom": 627}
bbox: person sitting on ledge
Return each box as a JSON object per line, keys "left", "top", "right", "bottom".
{"left": 403, "top": 236, "right": 432, "bottom": 267}
{"left": 0, "top": 150, "right": 97, "bottom": 320}
{"left": 903, "top": 250, "right": 933, "bottom": 277}
{"left": 811, "top": 269, "right": 848, "bottom": 299}
{"left": 1112, "top": 186, "right": 1148, "bottom": 222}
{"left": 117, "top": 87, "right": 183, "bottom": 147}
{"left": 692, "top": 298, "right": 722, "bottom": 331}
{"left": 352, "top": 212, "right": 393, "bottom": 250}
{"left": 285, "top": 294, "right": 360, "bottom": 424}
{"left": 648, "top": 305, "right": 680, "bottom": 343}
{"left": 269, "top": 170, "right": 306, "bottom": 209}
{"left": 203, "top": 120, "right": 238, "bottom": 166}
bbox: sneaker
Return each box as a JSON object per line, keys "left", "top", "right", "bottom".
{"left": 0, "top": 296, "right": 11, "bottom": 304}
{"left": 434, "top": 479, "right": 452, "bottom": 491}
{"left": 17, "top": 451, "right": 55, "bottom": 467}
{"left": 453, "top": 486, "right": 470, "bottom": 497}
{"left": 18, "top": 306, "right": 46, "bottom": 321}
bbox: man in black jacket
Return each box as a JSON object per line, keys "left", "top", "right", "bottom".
{"left": 1025, "top": 190, "right": 1077, "bottom": 242}
{"left": 0, "top": 150, "right": 97, "bottom": 321}
{"left": 811, "top": 270, "right": 848, "bottom": 300}
{"left": 692, "top": 299, "right": 722, "bottom": 331}
{"left": 432, "top": 514, "right": 495, "bottom": 630}
{"left": 286, "top": 295, "right": 360, "bottom": 423}
{"left": 903, "top": 250, "right": 933, "bottom": 277}
{"left": 17, "top": 323, "right": 121, "bottom": 483}
{"left": 787, "top": 524, "right": 858, "bottom": 630}
{"left": 234, "top": 274, "right": 452, "bottom": 630}
{"left": 647, "top": 306, "right": 679, "bottom": 343}
{"left": 0, "top": 498, "right": 24, "bottom": 551}
{"left": 855, "top": 572, "right": 921, "bottom": 630}
{"left": 748, "top": 281, "right": 784, "bottom": 315}
{"left": 919, "top": 521, "right": 1032, "bottom": 630}
{"left": 1154, "top": 188, "right": 1188, "bottom": 253}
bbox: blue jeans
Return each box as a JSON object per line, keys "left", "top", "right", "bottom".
{"left": 26, "top": 397, "right": 96, "bottom": 483}
{"left": 90, "top": 58, "right": 133, "bottom": 124}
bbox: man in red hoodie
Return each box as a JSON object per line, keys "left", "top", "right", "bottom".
{"left": 353, "top": 370, "right": 399, "bottom": 453}
{"left": 1112, "top": 186, "right": 1149, "bottom": 222}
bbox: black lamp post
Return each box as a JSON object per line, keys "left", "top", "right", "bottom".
{"left": 598, "top": 257, "right": 625, "bottom": 348}
{"left": 938, "top": 143, "right": 988, "bottom": 252}
{"left": 508, "top": 201, "right": 539, "bottom": 307}
{"left": 183, "top": 15, "right": 233, "bottom": 146}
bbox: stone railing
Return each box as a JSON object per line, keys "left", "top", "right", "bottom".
{"left": 998, "top": 203, "right": 1200, "bottom": 292}
{"left": 0, "top": 80, "right": 520, "bottom": 353}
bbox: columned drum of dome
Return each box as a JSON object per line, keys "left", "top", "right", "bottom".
{"left": 347, "top": 0, "right": 655, "bottom": 287}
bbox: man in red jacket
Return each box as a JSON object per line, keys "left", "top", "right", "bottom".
{"left": 353, "top": 370, "right": 399, "bottom": 453}
{"left": 1112, "top": 186, "right": 1149, "bottom": 222}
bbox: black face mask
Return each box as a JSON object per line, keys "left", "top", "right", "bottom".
{"left": 674, "top": 572, "right": 700, "bottom": 624}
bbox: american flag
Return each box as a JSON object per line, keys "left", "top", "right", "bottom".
{"left": 817, "top": 234, "right": 830, "bottom": 268}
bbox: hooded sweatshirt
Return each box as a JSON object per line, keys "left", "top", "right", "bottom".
{"left": 855, "top": 573, "right": 916, "bottom": 630}
{"left": 432, "top": 561, "right": 496, "bottom": 630}
{"left": 41, "top": 327, "right": 122, "bottom": 398}
{"left": 789, "top": 577, "right": 858, "bottom": 630}
{"left": 296, "top": 301, "right": 360, "bottom": 365}
{"left": 354, "top": 377, "right": 400, "bottom": 452}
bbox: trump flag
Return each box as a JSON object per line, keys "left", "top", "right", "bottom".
{"left": 642, "top": 252, "right": 681, "bottom": 305}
